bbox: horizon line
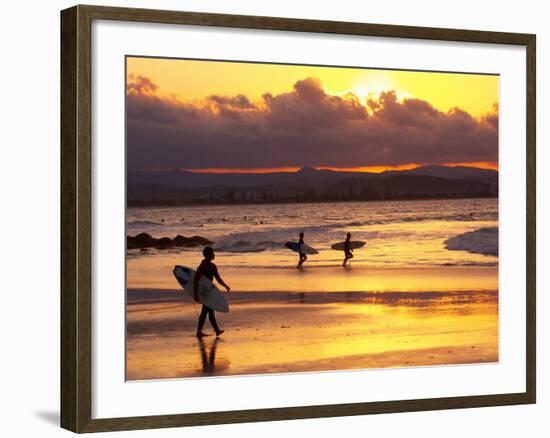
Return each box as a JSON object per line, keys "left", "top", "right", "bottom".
{"left": 160, "top": 161, "right": 498, "bottom": 174}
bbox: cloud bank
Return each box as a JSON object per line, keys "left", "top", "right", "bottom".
{"left": 126, "top": 74, "right": 498, "bottom": 170}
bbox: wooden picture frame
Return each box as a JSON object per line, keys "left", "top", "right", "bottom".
{"left": 61, "top": 4, "right": 536, "bottom": 433}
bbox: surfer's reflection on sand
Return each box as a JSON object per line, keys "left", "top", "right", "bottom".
{"left": 197, "top": 337, "right": 230, "bottom": 375}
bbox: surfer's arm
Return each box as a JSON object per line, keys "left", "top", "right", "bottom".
{"left": 213, "top": 266, "right": 230, "bottom": 292}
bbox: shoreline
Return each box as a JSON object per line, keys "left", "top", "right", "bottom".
{"left": 126, "top": 264, "right": 499, "bottom": 292}
{"left": 127, "top": 288, "right": 498, "bottom": 304}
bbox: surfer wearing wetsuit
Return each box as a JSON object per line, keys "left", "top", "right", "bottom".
{"left": 194, "top": 246, "right": 230, "bottom": 338}
{"left": 343, "top": 232, "right": 354, "bottom": 267}
{"left": 297, "top": 232, "right": 307, "bottom": 269}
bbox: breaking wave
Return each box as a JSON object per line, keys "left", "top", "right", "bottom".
{"left": 444, "top": 227, "right": 498, "bottom": 256}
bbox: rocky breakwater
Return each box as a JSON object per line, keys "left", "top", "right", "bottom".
{"left": 127, "top": 233, "right": 213, "bottom": 250}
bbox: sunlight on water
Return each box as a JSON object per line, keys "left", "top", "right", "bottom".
{"left": 127, "top": 199, "right": 498, "bottom": 291}
{"left": 126, "top": 291, "right": 498, "bottom": 380}
{"left": 127, "top": 264, "right": 497, "bottom": 292}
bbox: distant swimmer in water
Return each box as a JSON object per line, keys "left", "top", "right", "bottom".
{"left": 343, "top": 232, "right": 354, "bottom": 267}
{"left": 194, "top": 247, "right": 230, "bottom": 338}
{"left": 297, "top": 232, "right": 307, "bottom": 269}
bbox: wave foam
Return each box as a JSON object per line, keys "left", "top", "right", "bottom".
{"left": 444, "top": 227, "right": 498, "bottom": 256}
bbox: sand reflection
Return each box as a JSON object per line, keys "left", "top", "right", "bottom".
{"left": 197, "top": 337, "right": 230, "bottom": 375}
{"left": 126, "top": 289, "right": 498, "bottom": 380}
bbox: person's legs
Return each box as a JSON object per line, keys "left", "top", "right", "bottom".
{"left": 197, "top": 305, "right": 210, "bottom": 337}
{"left": 297, "top": 253, "right": 307, "bottom": 268}
{"left": 207, "top": 309, "right": 220, "bottom": 331}
{"left": 208, "top": 308, "right": 224, "bottom": 336}
{"left": 343, "top": 251, "right": 352, "bottom": 266}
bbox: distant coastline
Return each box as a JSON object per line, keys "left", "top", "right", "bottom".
{"left": 128, "top": 165, "right": 498, "bottom": 207}
{"left": 127, "top": 192, "right": 497, "bottom": 208}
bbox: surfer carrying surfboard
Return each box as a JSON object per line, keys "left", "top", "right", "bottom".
{"left": 194, "top": 247, "right": 230, "bottom": 338}
{"left": 343, "top": 232, "right": 354, "bottom": 267}
{"left": 297, "top": 232, "right": 307, "bottom": 269}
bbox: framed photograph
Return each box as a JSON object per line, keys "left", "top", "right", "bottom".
{"left": 60, "top": 4, "right": 536, "bottom": 433}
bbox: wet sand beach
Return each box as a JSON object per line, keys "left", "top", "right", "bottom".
{"left": 126, "top": 284, "right": 498, "bottom": 380}
{"left": 127, "top": 264, "right": 498, "bottom": 292}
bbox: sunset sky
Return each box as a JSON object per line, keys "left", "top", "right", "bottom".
{"left": 126, "top": 57, "right": 499, "bottom": 173}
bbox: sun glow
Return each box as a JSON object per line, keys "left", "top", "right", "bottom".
{"left": 127, "top": 57, "right": 498, "bottom": 117}
{"left": 181, "top": 162, "right": 495, "bottom": 174}
{"left": 445, "top": 162, "right": 498, "bottom": 171}
{"left": 316, "top": 163, "right": 423, "bottom": 173}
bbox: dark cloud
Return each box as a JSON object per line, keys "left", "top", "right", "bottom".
{"left": 127, "top": 74, "right": 158, "bottom": 95}
{"left": 206, "top": 94, "right": 255, "bottom": 110}
{"left": 261, "top": 78, "right": 367, "bottom": 133}
{"left": 126, "top": 75, "right": 498, "bottom": 170}
{"left": 482, "top": 103, "right": 499, "bottom": 130}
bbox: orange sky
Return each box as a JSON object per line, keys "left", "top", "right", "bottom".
{"left": 182, "top": 164, "right": 422, "bottom": 174}
{"left": 126, "top": 57, "right": 499, "bottom": 173}
{"left": 182, "top": 161, "right": 498, "bottom": 174}
{"left": 127, "top": 57, "right": 498, "bottom": 117}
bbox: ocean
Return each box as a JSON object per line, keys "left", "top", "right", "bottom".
{"left": 127, "top": 198, "right": 498, "bottom": 267}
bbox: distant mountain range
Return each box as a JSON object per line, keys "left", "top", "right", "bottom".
{"left": 127, "top": 165, "right": 498, "bottom": 206}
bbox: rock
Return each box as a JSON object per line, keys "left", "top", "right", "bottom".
{"left": 127, "top": 233, "right": 213, "bottom": 249}
{"left": 127, "top": 232, "right": 157, "bottom": 249}
{"left": 173, "top": 235, "right": 213, "bottom": 247}
{"left": 154, "top": 237, "right": 173, "bottom": 249}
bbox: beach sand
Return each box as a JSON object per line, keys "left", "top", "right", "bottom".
{"left": 127, "top": 264, "right": 498, "bottom": 292}
{"left": 126, "top": 286, "right": 498, "bottom": 380}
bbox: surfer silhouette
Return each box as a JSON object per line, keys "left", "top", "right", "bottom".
{"left": 194, "top": 247, "right": 230, "bottom": 338}
{"left": 297, "top": 232, "right": 307, "bottom": 269}
{"left": 343, "top": 232, "right": 354, "bottom": 267}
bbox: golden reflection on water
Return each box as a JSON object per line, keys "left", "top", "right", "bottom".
{"left": 126, "top": 291, "right": 498, "bottom": 380}
{"left": 128, "top": 259, "right": 498, "bottom": 292}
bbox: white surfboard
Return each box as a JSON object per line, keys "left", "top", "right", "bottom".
{"left": 331, "top": 241, "right": 366, "bottom": 251}
{"left": 173, "top": 265, "right": 229, "bottom": 313}
{"left": 285, "top": 241, "right": 319, "bottom": 255}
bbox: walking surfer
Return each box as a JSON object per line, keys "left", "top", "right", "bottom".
{"left": 343, "top": 232, "right": 354, "bottom": 267}
{"left": 193, "top": 246, "right": 230, "bottom": 338}
{"left": 297, "top": 232, "right": 307, "bottom": 269}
